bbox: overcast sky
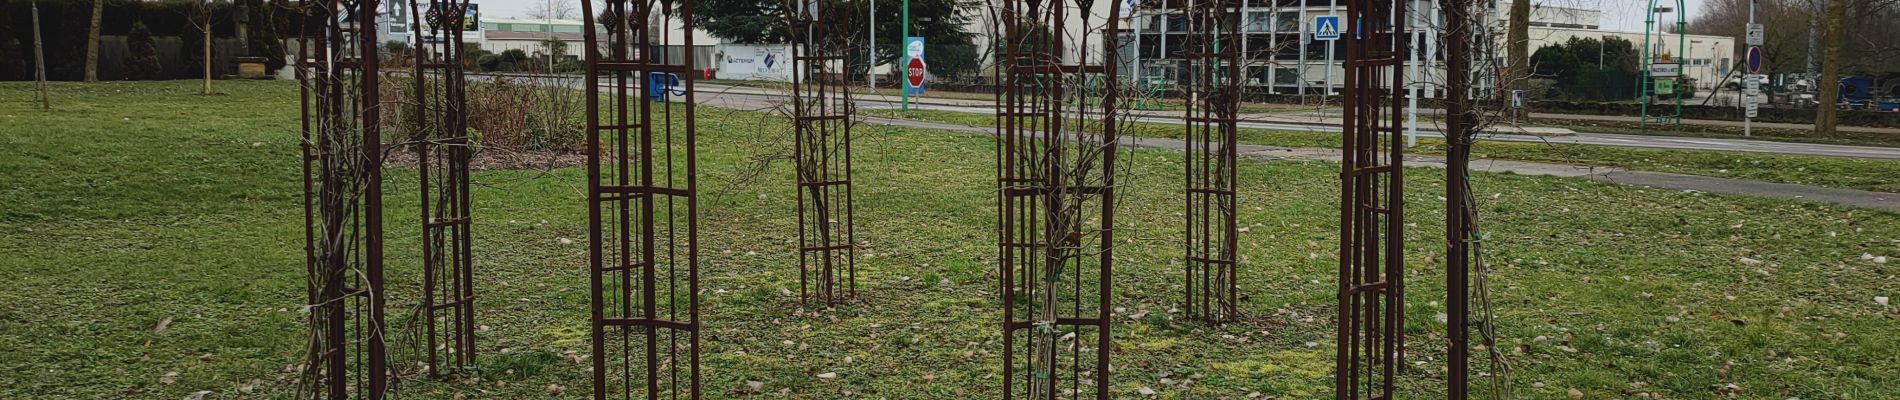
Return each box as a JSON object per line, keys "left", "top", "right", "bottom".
{"left": 1591, "top": 0, "right": 1711, "bottom": 31}
{"left": 473, "top": 0, "right": 1709, "bottom": 32}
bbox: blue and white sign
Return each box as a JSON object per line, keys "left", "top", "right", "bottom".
{"left": 1313, "top": 15, "right": 1341, "bottom": 41}
{"left": 904, "top": 36, "right": 926, "bottom": 96}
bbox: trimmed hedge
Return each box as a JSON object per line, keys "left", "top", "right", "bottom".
{"left": 1, "top": 0, "right": 289, "bottom": 81}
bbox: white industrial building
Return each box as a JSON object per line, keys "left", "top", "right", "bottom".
{"left": 1124, "top": 1, "right": 1738, "bottom": 95}
{"left": 370, "top": 0, "right": 1733, "bottom": 92}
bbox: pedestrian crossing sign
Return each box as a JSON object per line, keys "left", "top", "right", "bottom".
{"left": 1314, "top": 15, "right": 1341, "bottom": 41}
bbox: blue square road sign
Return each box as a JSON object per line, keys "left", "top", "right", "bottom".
{"left": 1313, "top": 16, "right": 1341, "bottom": 41}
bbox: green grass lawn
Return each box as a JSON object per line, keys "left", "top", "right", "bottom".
{"left": 878, "top": 108, "right": 1900, "bottom": 193}
{"left": 3, "top": 80, "right": 1898, "bottom": 399}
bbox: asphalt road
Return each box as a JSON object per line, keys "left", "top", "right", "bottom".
{"left": 690, "top": 82, "right": 1900, "bottom": 160}
{"left": 490, "top": 74, "right": 1900, "bottom": 160}
{"left": 488, "top": 75, "right": 1898, "bottom": 210}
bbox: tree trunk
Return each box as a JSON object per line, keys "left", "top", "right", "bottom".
{"left": 1815, "top": 0, "right": 1846, "bottom": 137}
{"left": 84, "top": 0, "right": 103, "bottom": 82}
{"left": 203, "top": 20, "right": 213, "bottom": 94}
{"left": 1506, "top": 0, "right": 1529, "bottom": 93}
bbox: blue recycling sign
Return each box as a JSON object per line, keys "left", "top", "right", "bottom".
{"left": 1313, "top": 15, "right": 1341, "bottom": 41}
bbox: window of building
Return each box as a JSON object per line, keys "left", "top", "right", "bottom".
{"left": 1248, "top": 65, "right": 1271, "bottom": 85}
{"left": 1277, "top": 11, "right": 1299, "bottom": 32}
{"left": 1275, "top": 67, "right": 1299, "bottom": 85}
{"left": 1245, "top": 34, "right": 1273, "bottom": 59}
{"left": 1246, "top": 12, "right": 1273, "bottom": 33}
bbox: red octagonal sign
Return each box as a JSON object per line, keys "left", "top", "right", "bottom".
{"left": 906, "top": 57, "right": 927, "bottom": 88}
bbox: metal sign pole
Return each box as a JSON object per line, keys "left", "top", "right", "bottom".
{"left": 1744, "top": 0, "right": 1756, "bottom": 137}
{"left": 900, "top": 0, "right": 909, "bottom": 111}
{"left": 1327, "top": 0, "right": 1337, "bottom": 96}
{"left": 1406, "top": 27, "right": 1418, "bottom": 147}
{"left": 869, "top": 0, "right": 876, "bottom": 89}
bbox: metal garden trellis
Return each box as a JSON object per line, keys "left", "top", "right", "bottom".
{"left": 581, "top": 0, "right": 704, "bottom": 397}
{"left": 1181, "top": 0, "right": 1244, "bottom": 324}
{"left": 297, "top": 0, "right": 388, "bottom": 397}
{"left": 994, "top": 0, "right": 1123, "bottom": 397}
{"left": 407, "top": 0, "right": 477, "bottom": 376}
{"left": 1336, "top": 0, "right": 1407, "bottom": 398}
{"left": 790, "top": 0, "right": 860, "bottom": 307}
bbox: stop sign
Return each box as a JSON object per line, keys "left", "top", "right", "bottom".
{"left": 906, "top": 57, "right": 927, "bottom": 88}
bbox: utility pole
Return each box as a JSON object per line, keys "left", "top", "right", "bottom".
{"left": 32, "top": 0, "right": 49, "bottom": 109}
{"left": 869, "top": 0, "right": 877, "bottom": 89}
{"left": 900, "top": 0, "right": 910, "bottom": 111}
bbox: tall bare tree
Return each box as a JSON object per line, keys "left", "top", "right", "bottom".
{"left": 187, "top": 0, "right": 217, "bottom": 94}
{"left": 1505, "top": 0, "right": 1528, "bottom": 96}
{"left": 84, "top": 0, "right": 103, "bottom": 82}
{"left": 1815, "top": 0, "right": 1846, "bottom": 135}
{"left": 527, "top": 0, "right": 576, "bottom": 19}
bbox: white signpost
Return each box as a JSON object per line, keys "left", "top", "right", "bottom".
{"left": 1744, "top": 75, "right": 1761, "bottom": 119}
{"left": 1648, "top": 63, "right": 1682, "bottom": 78}
{"left": 1743, "top": 0, "right": 1761, "bottom": 136}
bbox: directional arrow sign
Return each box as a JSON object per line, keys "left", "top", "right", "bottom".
{"left": 1314, "top": 16, "right": 1340, "bottom": 41}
